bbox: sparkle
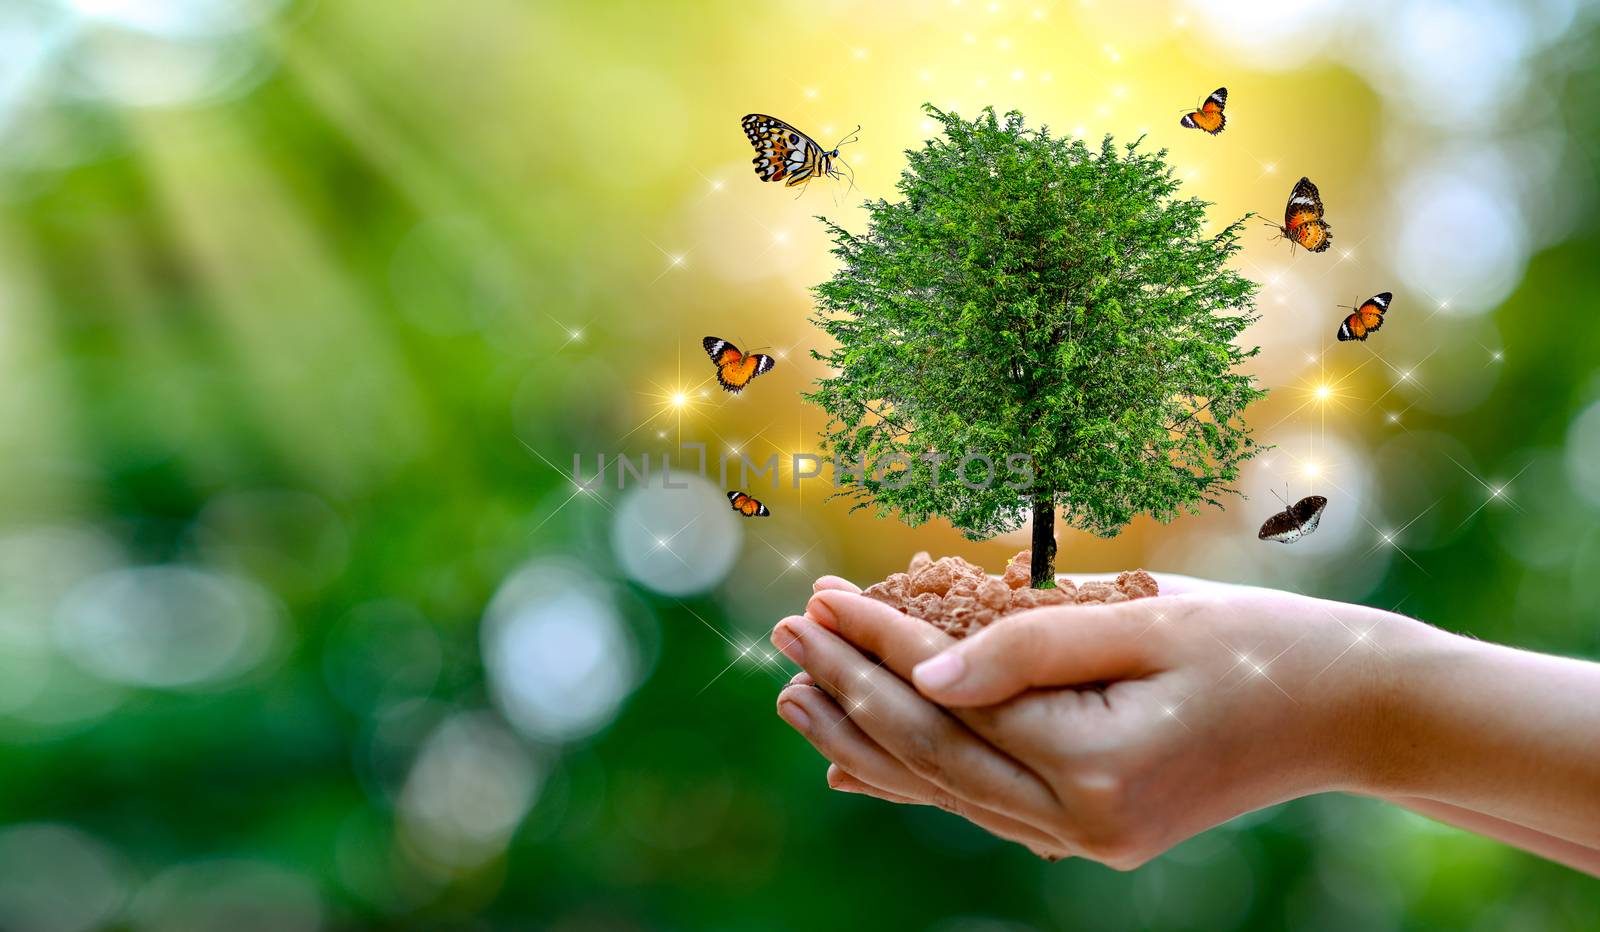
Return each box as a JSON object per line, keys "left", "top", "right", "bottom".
{"left": 710, "top": 179, "right": 724, "bottom": 192}
{"left": 1302, "top": 461, "right": 1321, "bottom": 479}
{"left": 1398, "top": 369, "right": 1414, "bottom": 382}
{"left": 1490, "top": 486, "right": 1504, "bottom": 498}
{"left": 1315, "top": 385, "right": 1332, "bottom": 401}
{"left": 1386, "top": 411, "right": 1401, "bottom": 424}
{"left": 1264, "top": 162, "right": 1277, "bottom": 173}
{"left": 852, "top": 47, "right": 868, "bottom": 59}
{"left": 669, "top": 254, "right": 685, "bottom": 267}
{"left": 1490, "top": 350, "right": 1504, "bottom": 362}
{"left": 1439, "top": 299, "right": 1451, "bottom": 310}
{"left": 671, "top": 392, "right": 688, "bottom": 408}
{"left": 1011, "top": 69, "right": 1025, "bottom": 80}
{"left": 804, "top": 87, "right": 818, "bottom": 99}
{"left": 772, "top": 230, "right": 788, "bottom": 244}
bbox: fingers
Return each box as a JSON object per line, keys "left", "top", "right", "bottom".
{"left": 805, "top": 590, "right": 956, "bottom": 681}
{"left": 775, "top": 682, "right": 1069, "bottom": 854}
{"left": 911, "top": 600, "right": 1172, "bottom": 707}
{"left": 826, "top": 765, "right": 1070, "bottom": 860}
{"left": 812, "top": 575, "right": 861, "bottom": 594}
{"left": 770, "top": 615, "right": 1058, "bottom": 822}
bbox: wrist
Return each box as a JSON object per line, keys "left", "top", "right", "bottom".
{"left": 1341, "top": 613, "right": 1473, "bottom": 797}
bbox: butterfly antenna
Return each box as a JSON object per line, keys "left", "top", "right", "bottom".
{"left": 834, "top": 124, "right": 862, "bottom": 149}
{"left": 836, "top": 156, "right": 859, "bottom": 198}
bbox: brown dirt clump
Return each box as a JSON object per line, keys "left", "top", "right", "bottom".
{"left": 861, "top": 551, "right": 1160, "bottom": 639}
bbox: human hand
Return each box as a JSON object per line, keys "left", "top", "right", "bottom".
{"left": 771, "top": 573, "right": 1432, "bottom": 867}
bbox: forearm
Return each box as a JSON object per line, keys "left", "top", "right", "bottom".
{"left": 1387, "top": 796, "right": 1600, "bottom": 876}
{"left": 1366, "top": 626, "right": 1600, "bottom": 849}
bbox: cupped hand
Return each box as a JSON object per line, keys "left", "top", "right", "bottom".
{"left": 771, "top": 573, "right": 1433, "bottom": 868}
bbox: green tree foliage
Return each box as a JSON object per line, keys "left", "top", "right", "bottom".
{"left": 808, "top": 105, "right": 1265, "bottom": 586}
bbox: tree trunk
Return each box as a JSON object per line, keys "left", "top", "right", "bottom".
{"left": 1030, "top": 494, "right": 1057, "bottom": 588}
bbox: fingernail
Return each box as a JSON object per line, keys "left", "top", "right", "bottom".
{"left": 788, "top": 671, "right": 813, "bottom": 686}
{"left": 778, "top": 699, "right": 811, "bottom": 733}
{"left": 913, "top": 652, "right": 966, "bottom": 691}
{"left": 772, "top": 620, "right": 806, "bottom": 665}
{"left": 806, "top": 593, "right": 837, "bottom": 628}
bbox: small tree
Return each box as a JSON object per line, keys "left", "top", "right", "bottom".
{"left": 808, "top": 106, "right": 1265, "bottom": 587}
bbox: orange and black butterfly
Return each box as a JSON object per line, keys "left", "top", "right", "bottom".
{"left": 728, "top": 490, "right": 770, "bottom": 517}
{"left": 1275, "top": 177, "right": 1332, "bottom": 253}
{"left": 741, "top": 114, "right": 857, "bottom": 189}
{"left": 1337, "top": 292, "right": 1392, "bottom": 342}
{"left": 1258, "top": 495, "right": 1326, "bottom": 544}
{"left": 703, "top": 337, "right": 775, "bottom": 394}
{"left": 1180, "top": 87, "right": 1227, "bottom": 135}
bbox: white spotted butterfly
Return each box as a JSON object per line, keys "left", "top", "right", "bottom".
{"left": 741, "top": 114, "right": 857, "bottom": 189}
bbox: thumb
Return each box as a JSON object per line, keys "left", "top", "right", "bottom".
{"left": 911, "top": 601, "right": 1165, "bottom": 706}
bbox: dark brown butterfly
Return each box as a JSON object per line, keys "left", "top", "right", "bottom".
{"left": 728, "top": 490, "right": 770, "bottom": 517}
{"left": 1258, "top": 495, "right": 1327, "bottom": 543}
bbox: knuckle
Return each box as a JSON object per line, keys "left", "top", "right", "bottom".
{"left": 926, "top": 787, "right": 963, "bottom": 814}
{"left": 1056, "top": 769, "right": 1150, "bottom": 867}
{"left": 898, "top": 730, "right": 948, "bottom": 784}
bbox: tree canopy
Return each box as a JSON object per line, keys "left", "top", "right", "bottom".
{"left": 807, "top": 105, "right": 1265, "bottom": 585}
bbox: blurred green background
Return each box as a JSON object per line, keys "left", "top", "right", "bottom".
{"left": 2, "top": 0, "right": 1598, "bottom": 929}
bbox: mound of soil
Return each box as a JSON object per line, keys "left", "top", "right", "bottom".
{"left": 861, "top": 551, "right": 1160, "bottom": 640}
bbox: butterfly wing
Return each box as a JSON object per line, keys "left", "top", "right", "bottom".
{"left": 1180, "top": 87, "right": 1227, "bottom": 134}
{"left": 713, "top": 350, "right": 775, "bottom": 394}
{"left": 1284, "top": 177, "right": 1325, "bottom": 227}
{"left": 1336, "top": 292, "right": 1390, "bottom": 342}
{"left": 742, "top": 114, "right": 824, "bottom": 186}
{"left": 704, "top": 336, "right": 741, "bottom": 364}
{"left": 1293, "top": 496, "right": 1327, "bottom": 536}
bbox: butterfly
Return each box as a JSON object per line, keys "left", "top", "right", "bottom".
{"left": 1275, "top": 177, "right": 1332, "bottom": 253}
{"left": 1180, "top": 87, "right": 1227, "bottom": 135}
{"left": 703, "top": 337, "right": 775, "bottom": 393}
{"left": 1258, "top": 495, "right": 1327, "bottom": 544}
{"left": 1337, "top": 292, "right": 1393, "bottom": 342}
{"left": 741, "top": 114, "right": 857, "bottom": 189}
{"left": 728, "top": 491, "right": 770, "bottom": 517}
